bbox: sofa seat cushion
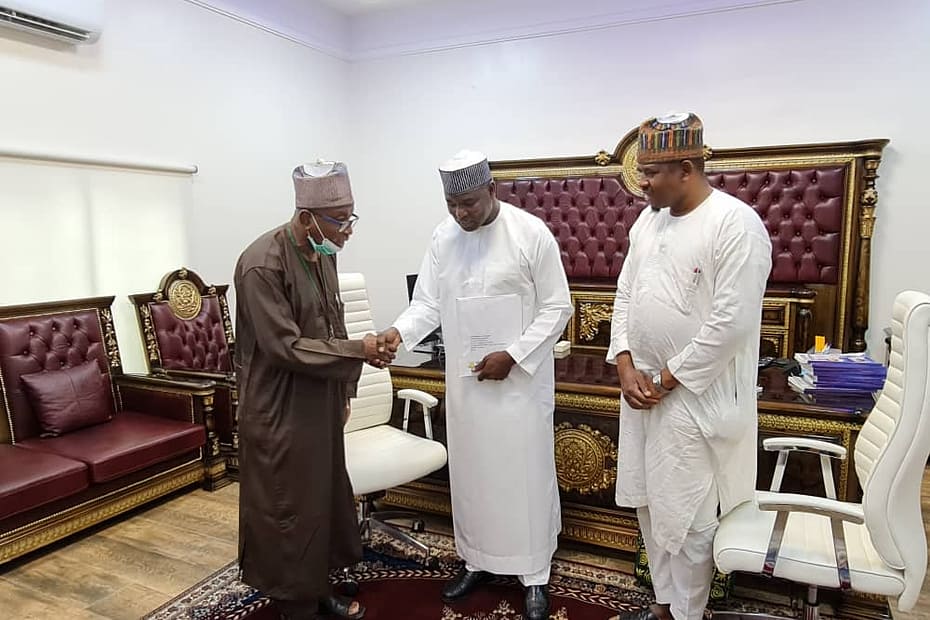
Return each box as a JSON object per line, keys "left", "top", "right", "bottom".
{"left": 0, "top": 444, "right": 89, "bottom": 520}
{"left": 17, "top": 411, "right": 205, "bottom": 483}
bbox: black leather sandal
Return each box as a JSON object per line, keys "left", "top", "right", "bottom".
{"left": 319, "top": 594, "right": 366, "bottom": 619}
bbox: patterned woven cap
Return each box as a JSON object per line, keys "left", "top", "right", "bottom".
{"left": 439, "top": 150, "right": 492, "bottom": 196}
{"left": 637, "top": 112, "right": 705, "bottom": 164}
{"left": 293, "top": 161, "right": 354, "bottom": 210}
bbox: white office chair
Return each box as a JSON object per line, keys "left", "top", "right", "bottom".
{"left": 713, "top": 291, "right": 930, "bottom": 619}
{"left": 338, "top": 272, "right": 448, "bottom": 562}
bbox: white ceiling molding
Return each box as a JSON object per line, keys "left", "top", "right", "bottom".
{"left": 348, "top": 0, "right": 804, "bottom": 61}
{"left": 184, "top": 0, "right": 803, "bottom": 62}
{"left": 184, "top": 0, "right": 352, "bottom": 60}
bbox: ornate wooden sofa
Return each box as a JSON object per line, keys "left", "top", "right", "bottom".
{"left": 385, "top": 126, "right": 889, "bottom": 558}
{"left": 0, "top": 296, "right": 224, "bottom": 565}
{"left": 129, "top": 268, "right": 238, "bottom": 478}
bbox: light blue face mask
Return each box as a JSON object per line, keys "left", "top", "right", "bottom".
{"left": 308, "top": 213, "right": 342, "bottom": 255}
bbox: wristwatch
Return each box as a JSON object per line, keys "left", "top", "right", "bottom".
{"left": 652, "top": 373, "right": 664, "bottom": 392}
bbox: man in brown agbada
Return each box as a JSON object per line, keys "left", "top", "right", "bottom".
{"left": 234, "top": 161, "right": 394, "bottom": 620}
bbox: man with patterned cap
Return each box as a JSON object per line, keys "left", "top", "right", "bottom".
{"left": 606, "top": 113, "right": 772, "bottom": 620}
{"left": 234, "top": 162, "right": 392, "bottom": 620}
{"left": 378, "top": 150, "right": 572, "bottom": 619}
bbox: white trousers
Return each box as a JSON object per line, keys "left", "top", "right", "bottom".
{"left": 639, "top": 482, "right": 718, "bottom": 620}
{"left": 465, "top": 562, "right": 551, "bottom": 587}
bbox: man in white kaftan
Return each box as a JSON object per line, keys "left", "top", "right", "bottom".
{"left": 607, "top": 114, "right": 772, "bottom": 620}
{"left": 379, "top": 150, "right": 572, "bottom": 620}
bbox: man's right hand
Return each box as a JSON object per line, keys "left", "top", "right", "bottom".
{"left": 376, "top": 327, "right": 402, "bottom": 356}
{"left": 362, "top": 333, "right": 395, "bottom": 368}
{"left": 615, "top": 353, "right": 663, "bottom": 410}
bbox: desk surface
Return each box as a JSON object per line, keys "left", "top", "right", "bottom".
{"left": 389, "top": 350, "right": 872, "bottom": 421}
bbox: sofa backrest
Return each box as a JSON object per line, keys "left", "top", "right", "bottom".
{"left": 0, "top": 297, "right": 121, "bottom": 442}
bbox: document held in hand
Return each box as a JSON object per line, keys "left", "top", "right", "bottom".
{"left": 455, "top": 294, "right": 522, "bottom": 378}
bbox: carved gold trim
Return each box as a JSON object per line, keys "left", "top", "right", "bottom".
{"left": 0, "top": 461, "right": 203, "bottom": 564}
{"left": 560, "top": 517, "right": 637, "bottom": 551}
{"left": 140, "top": 304, "right": 162, "bottom": 364}
{"left": 555, "top": 391, "right": 618, "bottom": 414}
{"left": 217, "top": 293, "right": 235, "bottom": 345}
{"left": 167, "top": 278, "right": 203, "bottom": 320}
{"left": 382, "top": 487, "right": 452, "bottom": 516}
{"left": 594, "top": 150, "right": 611, "bottom": 166}
{"left": 758, "top": 413, "right": 856, "bottom": 500}
{"left": 391, "top": 376, "right": 445, "bottom": 397}
{"left": 493, "top": 165, "right": 623, "bottom": 181}
{"left": 554, "top": 422, "right": 617, "bottom": 494}
{"left": 99, "top": 308, "right": 123, "bottom": 370}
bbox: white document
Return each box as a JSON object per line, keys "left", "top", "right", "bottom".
{"left": 455, "top": 294, "right": 522, "bottom": 378}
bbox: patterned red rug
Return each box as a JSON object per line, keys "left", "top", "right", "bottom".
{"left": 143, "top": 530, "right": 797, "bottom": 619}
{"left": 143, "top": 531, "right": 650, "bottom": 619}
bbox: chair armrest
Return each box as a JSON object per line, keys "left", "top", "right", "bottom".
{"left": 757, "top": 491, "right": 864, "bottom": 524}
{"left": 114, "top": 374, "right": 215, "bottom": 424}
{"left": 397, "top": 388, "right": 439, "bottom": 440}
{"left": 763, "top": 437, "right": 847, "bottom": 459}
{"left": 154, "top": 368, "right": 237, "bottom": 385}
{"left": 764, "top": 436, "right": 845, "bottom": 498}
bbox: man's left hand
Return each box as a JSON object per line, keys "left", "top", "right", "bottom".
{"left": 474, "top": 351, "right": 516, "bottom": 381}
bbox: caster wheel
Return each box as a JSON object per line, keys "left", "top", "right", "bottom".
{"left": 340, "top": 580, "right": 359, "bottom": 597}
{"left": 412, "top": 520, "right": 425, "bottom": 533}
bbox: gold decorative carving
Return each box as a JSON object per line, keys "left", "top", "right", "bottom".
{"left": 139, "top": 304, "right": 161, "bottom": 364}
{"left": 556, "top": 391, "right": 618, "bottom": 414}
{"left": 554, "top": 422, "right": 617, "bottom": 494}
{"left": 168, "top": 278, "right": 203, "bottom": 320}
{"left": 99, "top": 308, "right": 122, "bottom": 369}
{"left": 578, "top": 301, "right": 613, "bottom": 342}
{"left": 560, "top": 520, "right": 637, "bottom": 551}
{"left": 594, "top": 150, "right": 610, "bottom": 166}
{"left": 218, "top": 294, "right": 235, "bottom": 345}
{"left": 859, "top": 159, "right": 880, "bottom": 240}
{"left": 620, "top": 141, "right": 645, "bottom": 198}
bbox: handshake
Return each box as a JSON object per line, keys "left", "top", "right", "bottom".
{"left": 361, "top": 327, "right": 402, "bottom": 369}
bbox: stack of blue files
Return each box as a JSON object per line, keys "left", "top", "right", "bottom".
{"left": 790, "top": 352, "right": 886, "bottom": 413}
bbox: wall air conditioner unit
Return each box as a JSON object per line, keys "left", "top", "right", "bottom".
{"left": 0, "top": 0, "right": 102, "bottom": 44}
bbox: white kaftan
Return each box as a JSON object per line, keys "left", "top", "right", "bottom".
{"left": 394, "top": 201, "right": 572, "bottom": 575}
{"left": 607, "top": 189, "right": 772, "bottom": 555}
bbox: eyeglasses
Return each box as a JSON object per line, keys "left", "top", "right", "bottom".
{"left": 315, "top": 212, "right": 359, "bottom": 233}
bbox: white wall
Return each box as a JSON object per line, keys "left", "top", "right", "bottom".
{"left": 0, "top": 0, "right": 349, "bottom": 370}
{"left": 340, "top": 0, "right": 930, "bottom": 356}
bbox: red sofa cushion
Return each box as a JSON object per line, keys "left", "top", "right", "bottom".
{"left": 20, "top": 361, "right": 114, "bottom": 437}
{"left": 17, "top": 411, "right": 206, "bottom": 483}
{"left": 0, "top": 444, "right": 89, "bottom": 520}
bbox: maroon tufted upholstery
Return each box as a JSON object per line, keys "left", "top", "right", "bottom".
{"left": 707, "top": 166, "right": 846, "bottom": 284}
{"left": 497, "top": 178, "right": 649, "bottom": 280}
{"left": 149, "top": 297, "right": 231, "bottom": 372}
{"left": 0, "top": 310, "right": 114, "bottom": 442}
{"left": 499, "top": 166, "right": 846, "bottom": 285}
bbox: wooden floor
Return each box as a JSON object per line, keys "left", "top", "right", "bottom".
{"left": 1, "top": 473, "right": 928, "bottom": 619}
{"left": 0, "top": 484, "right": 239, "bottom": 619}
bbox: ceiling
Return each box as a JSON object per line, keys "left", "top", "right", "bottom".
{"left": 313, "top": 0, "right": 453, "bottom": 16}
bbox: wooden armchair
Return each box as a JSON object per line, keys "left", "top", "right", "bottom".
{"left": 129, "top": 268, "right": 239, "bottom": 477}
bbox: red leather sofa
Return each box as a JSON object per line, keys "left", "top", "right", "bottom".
{"left": 0, "top": 295, "right": 226, "bottom": 565}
